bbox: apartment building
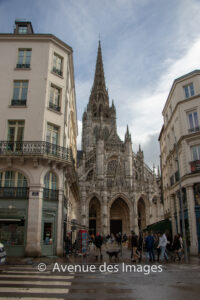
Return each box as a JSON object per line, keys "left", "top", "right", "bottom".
{"left": 0, "top": 21, "right": 78, "bottom": 257}
{"left": 159, "top": 70, "right": 200, "bottom": 255}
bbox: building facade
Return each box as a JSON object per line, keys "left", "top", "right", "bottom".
{"left": 0, "top": 21, "right": 78, "bottom": 257}
{"left": 77, "top": 42, "right": 163, "bottom": 236}
{"left": 159, "top": 70, "right": 200, "bottom": 255}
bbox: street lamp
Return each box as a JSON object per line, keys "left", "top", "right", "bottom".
{"left": 175, "top": 137, "right": 188, "bottom": 263}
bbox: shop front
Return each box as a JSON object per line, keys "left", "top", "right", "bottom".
{"left": 0, "top": 198, "right": 28, "bottom": 256}
{"left": 41, "top": 189, "right": 58, "bottom": 256}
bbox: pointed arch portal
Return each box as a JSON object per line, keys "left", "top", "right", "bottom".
{"left": 110, "top": 198, "right": 130, "bottom": 235}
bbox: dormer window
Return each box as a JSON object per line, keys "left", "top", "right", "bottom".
{"left": 14, "top": 20, "right": 34, "bottom": 34}
{"left": 183, "top": 83, "right": 195, "bottom": 98}
{"left": 18, "top": 26, "right": 28, "bottom": 34}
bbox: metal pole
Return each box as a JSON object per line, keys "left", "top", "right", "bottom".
{"left": 175, "top": 137, "right": 188, "bottom": 263}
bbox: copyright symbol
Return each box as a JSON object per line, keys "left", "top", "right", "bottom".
{"left": 38, "top": 263, "right": 46, "bottom": 272}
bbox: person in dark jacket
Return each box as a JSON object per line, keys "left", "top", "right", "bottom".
{"left": 94, "top": 233, "right": 103, "bottom": 260}
{"left": 172, "top": 235, "right": 181, "bottom": 262}
{"left": 145, "top": 231, "right": 155, "bottom": 262}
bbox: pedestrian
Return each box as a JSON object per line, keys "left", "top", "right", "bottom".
{"left": 94, "top": 233, "right": 103, "bottom": 261}
{"left": 172, "top": 235, "right": 181, "bottom": 262}
{"left": 145, "top": 231, "right": 155, "bottom": 262}
{"left": 157, "top": 231, "right": 169, "bottom": 262}
{"left": 154, "top": 233, "right": 161, "bottom": 262}
{"left": 131, "top": 231, "right": 140, "bottom": 262}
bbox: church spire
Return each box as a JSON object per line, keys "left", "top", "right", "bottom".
{"left": 89, "top": 40, "right": 109, "bottom": 107}
{"left": 93, "top": 40, "right": 106, "bottom": 91}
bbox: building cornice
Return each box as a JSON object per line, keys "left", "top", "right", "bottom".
{"left": 0, "top": 34, "right": 73, "bottom": 54}
{"left": 162, "top": 70, "right": 200, "bottom": 115}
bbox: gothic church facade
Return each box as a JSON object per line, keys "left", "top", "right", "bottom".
{"left": 77, "top": 42, "right": 163, "bottom": 236}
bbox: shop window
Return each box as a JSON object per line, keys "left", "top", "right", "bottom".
{"left": 0, "top": 220, "right": 25, "bottom": 246}
{"left": 43, "top": 222, "right": 53, "bottom": 245}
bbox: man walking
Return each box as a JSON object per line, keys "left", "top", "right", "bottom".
{"left": 157, "top": 231, "right": 169, "bottom": 262}
{"left": 145, "top": 231, "right": 155, "bottom": 262}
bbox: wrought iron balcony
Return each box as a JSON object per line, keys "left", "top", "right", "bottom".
{"left": 16, "top": 63, "right": 30, "bottom": 69}
{"left": 0, "top": 141, "right": 73, "bottom": 164}
{"left": 190, "top": 160, "right": 200, "bottom": 173}
{"left": 49, "top": 102, "right": 61, "bottom": 112}
{"left": 188, "top": 126, "right": 200, "bottom": 133}
{"left": 52, "top": 67, "right": 63, "bottom": 77}
{"left": 11, "top": 99, "right": 27, "bottom": 106}
{"left": 0, "top": 187, "right": 29, "bottom": 199}
{"left": 43, "top": 188, "right": 58, "bottom": 201}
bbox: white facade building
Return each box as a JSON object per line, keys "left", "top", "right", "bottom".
{"left": 0, "top": 21, "right": 78, "bottom": 257}
{"left": 159, "top": 70, "right": 200, "bottom": 255}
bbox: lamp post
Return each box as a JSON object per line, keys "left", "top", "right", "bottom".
{"left": 175, "top": 137, "right": 188, "bottom": 263}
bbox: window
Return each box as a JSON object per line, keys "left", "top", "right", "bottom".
{"left": 0, "top": 171, "right": 28, "bottom": 199}
{"left": 191, "top": 145, "right": 200, "bottom": 161}
{"left": 8, "top": 121, "right": 24, "bottom": 151}
{"left": 0, "top": 171, "right": 27, "bottom": 188}
{"left": 187, "top": 111, "right": 199, "bottom": 133}
{"left": 52, "top": 53, "right": 63, "bottom": 76}
{"left": 16, "top": 49, "right": 31, "bottom": 68}
{"left": 44, "top": 172, "right": 58, "bottom": 200}
{"left": 46, "top": 123, "right": 59, "bottom": 145}
{"left": 49, "top": 85, "right": 61, "bottom": 112}
{"left": 18, "top": 26, "right": 28, "bottom": 34}
{"left": 12, "top": 81, "right": 28, "bottom": 106}
{"left": 44, "top": 172, "right": 57, "bottom": 190}
{"left": 183, "top": 83, "right": 195, "bottom": 98}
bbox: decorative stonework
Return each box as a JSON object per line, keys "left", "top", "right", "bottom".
{"left": 78, "top": 41, "right": 163, "bottom": 235}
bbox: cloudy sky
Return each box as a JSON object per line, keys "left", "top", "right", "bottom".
{"left": 1, "top": 0, "right": 200, "bottom": 169}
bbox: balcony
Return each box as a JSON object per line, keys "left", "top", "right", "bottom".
{"left": 49, "top": 102, "right": 61, "bottom": 112}
{"left": 0, "top": 141, "right": 73, "bottom": 165}
{"left": 52, "top": 67, "right": 63, "bottom": 77}
{"left": 11, "top": 99, "right": 26, "bottom": 106}
{"left": 16, "top": 63, "right": 30, "bottom": 69}
{"left": 43, "top": 188, "right": 58, "bottom": 201}
{"left": 0, "top": 187, "right": 29, "bottom": 199}
{"left": 188, "top": 126, "right": 200, "bottom": 133}
{"left": 190, "top": 160, "right": 200, "bottom": 173}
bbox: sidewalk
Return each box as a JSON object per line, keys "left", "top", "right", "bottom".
{"left": 4, "top": 247, "right": 200, "bottom": 266}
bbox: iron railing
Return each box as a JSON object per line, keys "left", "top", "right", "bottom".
{"left": 16, "top": 63, "right": 30, "bottom": 69}
{"left": 0, "top": 141, "right": 73, "bottom": 164}
{"left": 43, "top": 188, "right": 58, "bottom": 201}
{"left": 188, "top": 126, "right": 200, "bottom": 133}
{"left": 11, "top": 99, "right": 26, "bottom": 106}
{"left": 190, "top": 160, "right": 200, "bottom": 172}
{"left": 52, "top": 67, "right": 63, "bottom": 77}
{"left": 0, "top": 187, "right": 29, "bottom": 199}
{"left": 49, "top": 102, "right": 61, "bottom": 112}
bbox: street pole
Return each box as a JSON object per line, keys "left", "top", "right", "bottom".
{"left": 175, "top": 137, "right": 188, "bottom": 263}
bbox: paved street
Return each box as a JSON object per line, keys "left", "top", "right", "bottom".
{"left": 0, "top": 257, "right": 200, "bottom": 300}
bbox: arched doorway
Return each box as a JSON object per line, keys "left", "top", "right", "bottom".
{"left": 138, "top": 198, "right": 146, "bottom": 230}
{"left": 110, "top": 198, "right": 130, "bottom": 235}
{"left": 89, "top": 197, "right": 101, "bottom": 236}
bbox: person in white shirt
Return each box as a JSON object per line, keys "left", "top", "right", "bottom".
{"left": 157, "top": 232, "right": 169, "bottom": 262}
